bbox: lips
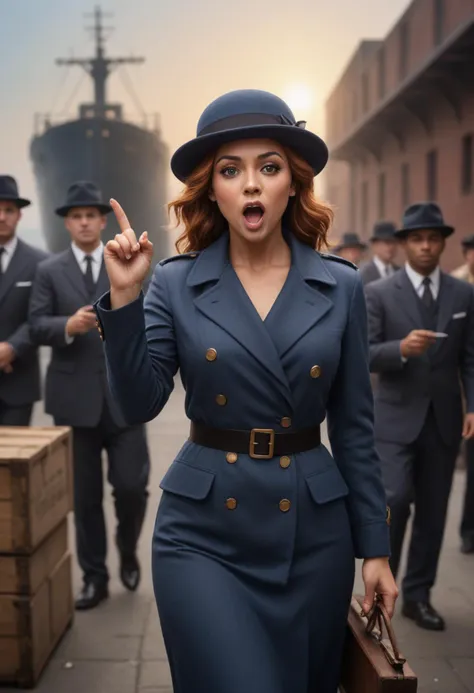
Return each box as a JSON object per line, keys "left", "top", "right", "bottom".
{"left": 242, "top": 201, "right": 265, "bottom": 229}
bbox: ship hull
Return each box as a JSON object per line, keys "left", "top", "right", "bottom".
{"left": 30, "top": 118, "right": 170, "bottom": 260}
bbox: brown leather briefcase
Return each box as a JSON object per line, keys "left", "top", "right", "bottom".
{"left": 340, "top": 595, "right": 418, "bottom": 692}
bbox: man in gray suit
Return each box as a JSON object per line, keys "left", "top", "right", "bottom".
{"left": 0, "top": 176, "right": 48, "bottom": 425}
{"left": 29, "top": 182, "right": 150, "bottom": 611}
{"left": 365, "top": 202, "right": 474, "bottom": 631}
{"left": 360, "top": 221, "right": 399, "bottom": 286}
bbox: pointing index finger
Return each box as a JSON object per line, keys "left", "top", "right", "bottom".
{"left": 110, "top": 198, "right": 132, "bottom": 234}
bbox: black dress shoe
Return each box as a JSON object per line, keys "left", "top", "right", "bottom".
{"left": 461, "top": 536, "right": 474, "bottom": 554}
{"left": 120, "top": 554, "right": 141, "bottom": 592}
{"left": 402, "top": 601, "right": 446, "bottom": 631}
{"left": 75, "top": 581, "right": 109, "bottom": 611}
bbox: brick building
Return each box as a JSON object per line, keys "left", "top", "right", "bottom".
{"left": 324, "top": 0, "right": 474, "bottom": 269}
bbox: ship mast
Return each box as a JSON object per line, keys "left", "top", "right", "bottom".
{"left": 56, "top": 6, "right": 144, "bottom": 118}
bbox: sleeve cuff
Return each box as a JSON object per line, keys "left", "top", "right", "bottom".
{"left": 352, "top": 519, "right": 391, "bottom": 559}
{"left": 94, "top": 290, "right": 145, "bottom": 342}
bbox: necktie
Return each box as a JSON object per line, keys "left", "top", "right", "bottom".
{"left": 84, "top": 255, "right": 95, "bottom": 298}
{"left": 421, "top": 276, "right": 434, "bottom": 310}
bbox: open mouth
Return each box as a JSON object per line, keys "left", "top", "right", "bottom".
{"left": 242, "top": 201, "right": 265, "bottom": 230}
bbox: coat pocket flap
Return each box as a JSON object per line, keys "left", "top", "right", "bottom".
{"left": 305, "top": 465, "right": 349, "bottom": 504}
{"left": 159, "top": 461, "right": 215, "bottom": 500}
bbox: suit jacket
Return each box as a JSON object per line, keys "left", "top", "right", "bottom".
{"left": 0, "top": 239, "right": 49, "bottom": 406}
{"left": 360, "top": 259, "right": 399, "bottom": 286}
{"left": 28, "top": 248, "right": 126, "bottom": 428}
{"left": 365, "top": 268, "right": 474, "bottom": 446}
{"left": 94, "top": 230, "right": 390, "bottom": 562}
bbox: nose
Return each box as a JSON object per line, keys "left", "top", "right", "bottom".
{"left": 243, "top": 172, "right": 261, "bottom": 196}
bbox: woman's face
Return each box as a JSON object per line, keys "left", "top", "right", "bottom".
{"left": 210, "top": 138, "right": 295, "bottom": 244}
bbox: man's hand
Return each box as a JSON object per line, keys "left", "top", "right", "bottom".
{"left": 463, "top": 413, "right": 474, "bottom": 439}
{"left": 400, "top": 330, "right": 437, "bottom": 358}
{"left": 0, "top": 342, "right": 15, "bottom": 369}
{"left": 66, "top": 306, "right": 97, "bottom": 337}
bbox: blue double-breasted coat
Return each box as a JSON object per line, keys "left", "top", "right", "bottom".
{"left": 95, "top": 230, "right": 390, "bottom": 693}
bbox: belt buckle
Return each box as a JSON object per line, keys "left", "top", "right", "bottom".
{"left": 249, "top": 428, "right": 275, "bottom": 459}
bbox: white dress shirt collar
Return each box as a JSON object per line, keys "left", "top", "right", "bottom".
{"left": 0, "top": 235, "right": 19, "bottom": 272}
{"left": 373, "top": 255, "right": 393, "bottom": 278}
{"left": 71, "top": 242, "right": 103, "bottom": 281}
{"left": 405, "top": 262, "right": 441, "bottom": 299}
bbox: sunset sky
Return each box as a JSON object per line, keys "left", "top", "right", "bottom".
{"left": 1, "top": 0, "right": 410, "bottom": 236}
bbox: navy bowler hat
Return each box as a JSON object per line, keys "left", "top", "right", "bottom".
{"left": 395, "top": 202, "right": 454, "bottom": 238}
{"left": 334, "top": 232, "right": 367, "bottom": 252}
{"left": 55, "top": 181, "right": 112, "bottom": 217}
{"left": 0, "top": 175, "right": 31, "bottom": 208}
{"left": 170, "top": 89, "right": 329, "bottom": 182}
{"left": 370, "top": 221, "right": 397, "bottom": 242}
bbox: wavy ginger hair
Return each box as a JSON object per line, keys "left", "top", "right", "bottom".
{"left": 169, "top": 145, "right": 333, "bottom": 254}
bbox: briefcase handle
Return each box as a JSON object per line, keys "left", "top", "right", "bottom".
{"left": 353, "top": 595, "right": 407, "bottom": 674}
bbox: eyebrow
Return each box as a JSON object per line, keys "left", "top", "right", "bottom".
{"left": 215, "top": 151, "right": 284, "bottom": 165}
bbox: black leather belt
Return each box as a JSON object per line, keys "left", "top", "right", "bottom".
{"left": 189, "top": 422, "right": 321, "bottom": 460}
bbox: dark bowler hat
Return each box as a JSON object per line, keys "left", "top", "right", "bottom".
{"left": 461, "top": 234, "right": 474, "bottom": 249}
{"left": 370, "top": 221, "right": 397, "bottom": 242}
{"left": 334, "top": 232, "right": 367, "bottom": 252}
{"left": 55, "top": 181, "right": 112, "bottom": 217}
{"left": 395, "top": 202, "right": 454, "bottom": 238}
{"left": 0, "top": 175, "right": 31, "bottom": 208}
{"left": 170, "top": 89, "right": 329, "bottom": 182}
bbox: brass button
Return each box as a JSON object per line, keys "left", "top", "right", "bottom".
{"left": 279, "top": 499, "right": 291, "bottom": 512}
{"left": 226, "top": 452, "right": 238, "bottom": 464}
{"left": 216, "top": 394, "right": 227, "bottom": 406}
{"left": 310, "top": 365, "right": 321, "bottom": 379}
{"left": 226, "top": 497, "right": 237, "bottom": 510}
{"left": 279, "top": 456, "right": 291, "bottom": 469}
{"left": 280, "top": 417, "right": 292, "bottom": 428}
{"left": 386, "top": 506, "right": 391, "bottom": 526}
{"left": 190, "top": 253, "right": 197, "bottom": 258}
{"left": 206, "top": 348, "right": 217, "bottom": 362}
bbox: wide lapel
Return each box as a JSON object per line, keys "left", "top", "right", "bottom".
{"left": 189, "top": 233, "right": 294, "bottom": 409}
{"left": 0, "top": 239, "right": 30, "bottom": 307}
{"left": 394, "top": 268, "right": 425, "bottom": 330}
{"left": 61, "top": 248, "right": 89, "bottom": 303}
{"left": 431, "top": 273, "right": 459, "bottom": 357}
{"left": 268, "top": 234, "right": 336, "bottom": 357}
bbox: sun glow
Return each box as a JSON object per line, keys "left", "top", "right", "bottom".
{"left": 282, "top": 84, "right": 315, "bottom": 116}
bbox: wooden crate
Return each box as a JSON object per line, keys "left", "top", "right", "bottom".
{"left": 0, "top": 427, "right": 73, "bottom": 554}
{"left": 0, "top": 550, "right": 73, "bottom": 687}
{"left": 0, "top": 519, "right": 68, "bottom": 595}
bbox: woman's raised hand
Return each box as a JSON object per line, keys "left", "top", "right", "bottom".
{"left": 104, "top": 199, "right": 154, "bottom": 306}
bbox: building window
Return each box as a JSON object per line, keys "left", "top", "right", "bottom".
{"left": 462, "top": 134, "right": 473, "bottom": 194}
{"left": 378, "top": 48, "right": 385, "bottom": 99}
{"left": 399, "top": 22, "right": 409, "bottom": 79}
{"left": 426, "top": 149, "right": 438, "bottom": 200}
{"left": 361, "top": 73, "right": 369, "bottom": 113}
{"left": 361, "top": 181, "right": 369, "bottom": 228}
{"left": 378, "top": 173, "right": 386, "bottom": 218}
{"left": 401, "top": 162, "right": 410, "bottom": 208}
{"left": 434, "top": 0, "right": 444, "bottom": 46}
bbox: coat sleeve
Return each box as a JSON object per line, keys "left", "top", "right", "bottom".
{"left": 365, "top": 282, "right": 405, "bottom": 372}
{"left": 326, "top": 273, "right": 391, "bottom": 559}
{"left": 28, "top": 262, "right": 70, "bottom": 347}
{"left": 94, "top": 263, "right": 178, "bottom": 425}
{"left": 461, "top": 285, "right": 474, "bottom": 413}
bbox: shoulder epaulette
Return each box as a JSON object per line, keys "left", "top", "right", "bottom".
{"left": 319, "top": 252, "right": 358, "bottom": 270}
{"left": 159, "top": 251, "right": 200, "bottom": 266}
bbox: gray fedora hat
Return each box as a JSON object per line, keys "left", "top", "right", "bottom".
{"left": 334, "top": 232, "right": 367, "bottom": 252}
{"left": 55, "top": 181, "right": 112, "bottom": 217}
{"left": 170, "top": 89, "right": 328, "bottom": 182}
{"left": 395, "top": 202, "right": 454, "bottom": 238}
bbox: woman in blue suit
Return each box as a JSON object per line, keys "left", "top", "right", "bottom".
{"left": 95, "top": 89, "right": 397, "bottom": 693}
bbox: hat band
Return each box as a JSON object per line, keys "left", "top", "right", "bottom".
{"left": 198, "top": 112, "right": 307, "bottom": 136}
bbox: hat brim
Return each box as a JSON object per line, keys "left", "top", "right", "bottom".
{"left": 394, "top": 224, "right": 454, "bottom": 239}
{"left": 334, "top": 242, "right": 367, "bottom": 252}
{"left": 171, "top": 124, "right": 329, "bottom": 182}
{"left": 55, "top": 203, "right": 113, "bottom": 217}
{"left": 370, "top": 235, "right": 398, "bottom": 242}
{"left": 0, "top": 195, "right": 31, "bottom": 208}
